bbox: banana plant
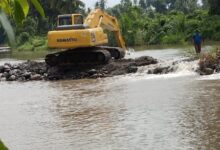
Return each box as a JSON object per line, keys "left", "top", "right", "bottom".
{"left": 0, "top": 0, "right": 45, "bottom": 46}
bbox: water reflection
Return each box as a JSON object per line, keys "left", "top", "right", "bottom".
{"left": 47, "top": 79, "right": 128, "bottom": 149}
{"left": 177, "top": 80, "right": 220, "bottom": 149}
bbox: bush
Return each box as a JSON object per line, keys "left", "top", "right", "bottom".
{"left": 17, "top": 42, "right": 34, "bottom": 51}
{"left": 185, "top": 19, "right": 200, "bottom": 34}
{"left": 32, "top": 38, "right": 45, "bottom": 47}
{"left": 212, "top": 31, "right": 220, "bottom": 40}
{"left": 17, "top": 32, "right": 30, "bottom": 45}
{"left": 20, "top": 17, "right": 37, "bottom": 36}
{"left": 161, "top": 34, "right": 185, "bottom": 44}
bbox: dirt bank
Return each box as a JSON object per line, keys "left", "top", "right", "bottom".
{"left": 198, "top": 50, "right": 220, "bottom": 75}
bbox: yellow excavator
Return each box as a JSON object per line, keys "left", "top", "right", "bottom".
{"left": 46, "top": 8, "right": 126, "bottom": 66}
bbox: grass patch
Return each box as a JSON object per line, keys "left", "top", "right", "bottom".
{"left": 16, "top": 36, "right": 48, "bottom": 51}
{"left": 161, "top": 34, "right": 185, "bottom": 45}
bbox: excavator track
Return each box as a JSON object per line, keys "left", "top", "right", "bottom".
{"left": 45, "top": 46, "right": 125, "bottom": 67}
{"left": 98, "top": 46, "right": 125, "bottom": 59}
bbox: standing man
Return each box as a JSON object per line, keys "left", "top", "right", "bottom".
{"left": 192, "top": 30, "right": 203, "bottom": 54}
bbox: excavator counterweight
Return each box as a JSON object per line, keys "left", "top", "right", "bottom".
{"left": 46, "top": 9, "right": 126, "bottom": 66}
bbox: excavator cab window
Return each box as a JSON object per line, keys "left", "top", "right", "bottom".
{"left": 56, "top": 14, "right": 87, "bottom": 30}
{"left": 74, "top": 15, "right": 83, "bottom": 24}
{"left": 58, "top": 15, "right": 72, "bottom": 26}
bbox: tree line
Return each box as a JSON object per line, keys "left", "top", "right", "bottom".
{"left": 0, "top": 0, "right": 220, "bottom": 48}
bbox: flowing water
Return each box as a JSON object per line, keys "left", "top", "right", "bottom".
{"left": 1, "top": 47, "right": 220, "bottom": 150}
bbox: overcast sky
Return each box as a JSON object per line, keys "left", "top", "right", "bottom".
{"left": 81, "top": 0, "right": 121, "bottom": 8}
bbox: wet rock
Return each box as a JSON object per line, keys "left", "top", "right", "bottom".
{"left": 48, "top": 74, "right": 62, "bottom": 80}
{"left": 16, "top": 77, "right": 24, "bottom": 81}
{"left": 88, "top": 69, "right": 97, "bottom": 75}
{"left": 0, "top": 66, "right": 4, "bottom": 73}
{"left": 215, "top": 65, "right": 220, "bottom": 73}
{"left": 12, "top": 64, "right": 19, "bottom": 69}
{"left": 8, "top": 75, "right": 16, "bottom": 81}
{"left": 148, "top": 66, "right": 171, "bottom": 74}
{"left": 4, "top": 63, "right": 12, "bottom": 68}
{"left": 30, "top": 74, "right": 42, "bottom": 80}
{"left": 47, "top": 67, "right": 59, "bottom": 75}
{"left": 9, "top": 69, "right": 21, "bottom": 76}
{"left": 23, "top": 71, "right": 31, "bottom": 79}
{"left": 200, "top": 67, "right": 214, "bottom": 75}
{"left": 3, "top": 64, "right": 11, "bottom": 72}
{"left": 127, "top": 65, "right": 138, "bottom": 73}
{"left": 135, "top": 56, "right": 158, "bottom": 66}
{"left": 91, "top": 73, "right": 103, "bottom": 79}
{"left": 0, "top": 77, "right": 6, "bottom": 81}
{"left": 43, "top": 73, "right": 48, "bottom": 78}
{"left": 2, "top": 72, "right": 10, "bottom": 78}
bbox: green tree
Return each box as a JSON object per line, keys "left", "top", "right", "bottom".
{"left": 172, "top": 0, "right": 198, "bottom": 13}
{"left": 208, "top": 0, "right": 220, "bottom": 14}
{"left": 121, "top": 0, "right": 132, "bottom": 7}
{"left": 151, "top": 0, "right": 167, "bottom": 13}
{"left": 38, "top": 0, "right": 85, "bottom": 24}
{"left": 139, "top": 0, "right": 148, "bottom": 9}
{"left": 202, "top": 0, "right": 209, "bottom": 8}
{"left": 95, "top": 0, "right": 107, "bottom": 10}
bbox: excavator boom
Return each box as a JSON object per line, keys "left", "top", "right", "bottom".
{"left": 84, "top": 9, "right": 126, "bottom": 49}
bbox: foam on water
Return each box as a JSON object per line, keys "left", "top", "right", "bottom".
{"left": 197, "top": 73, "right": 220, "bottom": 80}
{"left": 120, "top": 59, "right": 199, "bottom": 82}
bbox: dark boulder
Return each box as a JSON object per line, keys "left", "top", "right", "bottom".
{"left": 30, "top": 74, "right": 43, "bottom": 80}
{"left": 199, "top": 67, "right": 214, "bottom": 75}
{"left": 0, "top": 66, "right": 4, "bottom": 73}
{"left": 135, "top": 56, "right": 158, "bottom": 66}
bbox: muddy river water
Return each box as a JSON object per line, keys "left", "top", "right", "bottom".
{"left": 1, "top": 48, "right": 220, "bottom": 150}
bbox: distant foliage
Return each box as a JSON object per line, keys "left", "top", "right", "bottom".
{"left": 208, "top": 0, "right": 220, "bottom": 15}
{"left": 107, "top": 2, "right": 220, "bottom": 46}
{"left": 95, "top": 0, "right": 107, "bottom": 10}
{"left": 1, "top": 0, "right": 220, "bottom": 47}
{"left": 17, "top": 32, "right": 30, "bottom": 45}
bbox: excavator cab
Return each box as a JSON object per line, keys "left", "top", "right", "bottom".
{"left": 57, "top": 14, "right": 83, "bottom": 26}
{"left": 56, "top": 14, "right": 86, "bottom": 30}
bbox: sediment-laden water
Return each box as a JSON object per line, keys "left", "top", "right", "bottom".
{"left": 1, "top": 48, "right": 220, "bottom": 150}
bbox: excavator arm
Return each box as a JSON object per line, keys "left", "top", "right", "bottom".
{"left": 84, "top": 9, "right": 126, "bottom": 50}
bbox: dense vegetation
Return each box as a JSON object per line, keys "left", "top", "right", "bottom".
{"left": 0, "top": 0, "right": 220, "bottom": 49}
{"left": 106, "top": 0, "right": 220, "bottom": 46}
